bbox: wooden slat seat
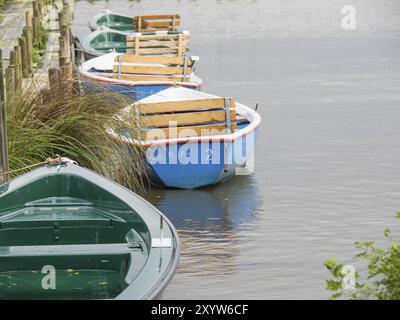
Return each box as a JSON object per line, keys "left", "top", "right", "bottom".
{"left": 134, "top": 14, "right": 180, "bottom": 32}
{"left": 112, "top": 54, "right": 198, "bottom": 82}
{"left": 126, "top": 31, "right": 190, "bottom": 57}
{"left": 131, "top": 98, "right": 238, "bottom": 140}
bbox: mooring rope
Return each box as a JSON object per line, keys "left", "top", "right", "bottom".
{"left": 0, "top": 155, "right": 65, "bottom": 176}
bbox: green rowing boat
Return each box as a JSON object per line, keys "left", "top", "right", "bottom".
{"left": 0, "top": 159, "right": 180, "bottom": 300}
{"left": 89, "top": 11, "right": 135, "bottom": 32}
{"left": 80, "top": 28, "right": 190, "bottom": 60}
{"left": 88, "top": 11, "right": 181, "bottom": 33}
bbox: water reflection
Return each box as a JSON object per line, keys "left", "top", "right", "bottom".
{"left": 144, "top": 175, "right": 261, "bottom": 231}
{"left": 142, "top": 175, "right": 262, "bottom": 276}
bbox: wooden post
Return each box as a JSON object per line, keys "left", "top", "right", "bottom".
{"left": 5, "top": 66, "right": 15, "bottom": 109}
{"left": 60, "top": 25, "right": 70, "bottom": 60}
{"left": 59, "top": 36, "right": 66, "bottom": 58}
{"left": 7, "top": 51, "right": 16, "bottom": 99}
{"left": 59, "top": 56, "right": 70, "bottom": 80}
{"left": 38, "top": 0, "right": 43, "bottom": 17}
{"left": 24, "top": 11, "right": 33, "bottom": 74}
{"left": 63, "top": 2, "right": 71, "bottom": 24}
{"left": 72, "top": 66, "right": 80, "bottom": 94}
{"left": 13, "top": 46, "right": 23, "bottom": 93}
{"left": 48, "top": 68, "right": 59, "bottom": 90}
{"left": 0, "top": 49, "right": 9, "bottom": 184}
{"left": 32, "top": 16, "right": 39, "bottom": 46}
{"left": 19, "top": 36, "right": 28, "bottom": 78}
{"left": 58, "top": 11, "right": 65, "bottom": 31}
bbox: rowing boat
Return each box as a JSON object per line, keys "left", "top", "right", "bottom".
{"left": 79, "top": 52, "right": 202, "bottom": 101}
{"left": 89, "top": 11, "right": 181, "bottom": 33}
{"left": 0, "top": 160, "right": 180, "bottom": 299}
{"left": 80, "top": 28, "right": 190, "bottom": 61}
{"left": 120, "top": 87, "right": 261, "bottom": 189}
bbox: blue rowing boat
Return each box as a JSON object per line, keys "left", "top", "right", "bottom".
{"left": 79, "top": 52, "right": 202, "bottom": 101}
{"left": 119, "top": 87, "right": 261, "bottom": 189}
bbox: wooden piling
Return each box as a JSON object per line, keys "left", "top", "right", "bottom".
{"left": 24, "top": 11, "right": 33, "bottom": 74}
{"left": 5, "top": 66, "right": 15, "bottom": 100}
{"left": 34, "top": 0, "right": 43, "bottom": 48}
{"left": 14, "top": 46, "right": 23, "bottom": 93}
{"left": 48, "top": 68, "right": 59, "bottom": 90}
{"left": 19, "top": 36, "right": 28, "bottom": 78}
{"left": 60, "top": 24, "right": 70, "bottom": 58}
{"left": 0, "top": 49, "right": 9, "bottom": 184}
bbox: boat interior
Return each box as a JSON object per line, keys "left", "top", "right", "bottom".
{"left": 132, "top": 97, "right": 250, "bottom": 140}
{"left": 0, "top": 173, "right": 150, "bottom": 299}
{"left": 86, "top": 54, "right": 198, "bottom": 84}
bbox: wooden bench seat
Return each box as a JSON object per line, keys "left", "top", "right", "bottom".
{"left": 126, "top": 31, "right": 190, "bottom": 57}
{"left": 113, "top": 54, "right": 198, "bottom": 82}
{"left": 131, "top": 98, "right": 238, "bottom": 140}
{"left": 134, "top": 14, "right": 180, "bottom": 32}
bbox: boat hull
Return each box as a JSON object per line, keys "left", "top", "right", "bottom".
{"left": 145, "top": 125, "right": 259, "bottom": 189}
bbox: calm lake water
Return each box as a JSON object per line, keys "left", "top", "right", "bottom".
{"left": 73, "top": 0, "right": 400, "bottom": 299}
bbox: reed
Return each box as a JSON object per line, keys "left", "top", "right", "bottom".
{"left": 5, "top": 76, "right": 146, "bottom": 191}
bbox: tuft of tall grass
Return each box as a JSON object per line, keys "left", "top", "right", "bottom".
{"left": 6, "top": 76, "right": 146, "bottom": 192}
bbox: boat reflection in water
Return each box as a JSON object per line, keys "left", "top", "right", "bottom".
{"left": 143, "top": 175, "right": 262, "bottom": 277}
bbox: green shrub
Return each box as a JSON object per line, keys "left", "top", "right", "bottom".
{"left": 325, "top": 212, "right": 400, "bottom": 299}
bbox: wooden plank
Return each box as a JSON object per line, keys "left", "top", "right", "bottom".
{"left": 137, "top": 98, "right": 235, "bottom": 114}
{"left": 136, "top": 28, "right": 178, "bottom": 33}
{"left": 141, "top": 123, "right": 237, "bottom": 140}
{"left": 140, "top": 109, "right": 236, "bottom": 127}
{"left": 113, "top": 65, "right": 191, "bottom": 75}
{"left": 126, "top": 48, "right": 188, "bottom": 56}
{"left": 124, "top": 47, "right": 188, "bottom": 55}
{"left": 126, "top": 40, "right": 190, "bottom": 48}
{"left": 134, "top": 14, "right": 180, "bottom": 21}
{"left": 142, "top": 20, "right": 180, "bottom": 28}
{"left": 127, "top": 33, "right": 190, "bottom": 41}
{"left": 117, "top": 55, "right": 190, "bottom": 65}
{"left": 113, "top": 74, "right": 185, "bottom": 82}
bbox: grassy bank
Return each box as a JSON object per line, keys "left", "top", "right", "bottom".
{"left": 6, "top": 77, "right": 146, "bottom": 191}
